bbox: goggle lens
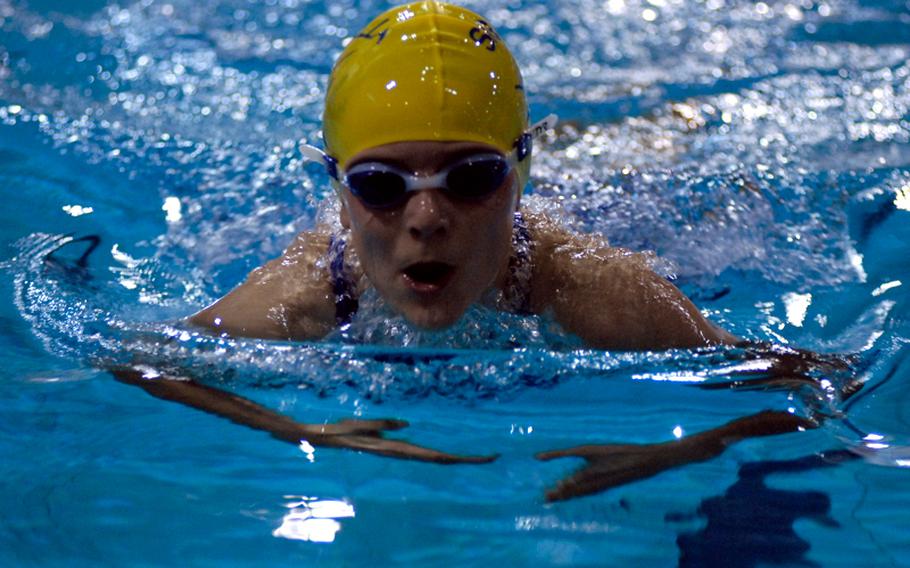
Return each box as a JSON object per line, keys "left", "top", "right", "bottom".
{"left": 446, "top": 157, "right": 510, "bottom": 200}
{"left": 345, "top": 170, "right": 408, "bottom": 208}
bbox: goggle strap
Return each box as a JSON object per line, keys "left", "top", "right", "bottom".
{"left": 514, "top": 113, "right": 558, "bottom": 162}
{"left": 299, "top": 143, "right": 340, "bottom": 180}
{"left": 528, "top": 114, "right": 559, "bottom": 140}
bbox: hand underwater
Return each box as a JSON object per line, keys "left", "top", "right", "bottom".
{"left": 536, "top": 438, "right": 722, "bottom": 502}
{"left": 111, "top": 367, "right": 496, "bottom": 465}
{"left": 699, "top": 342, "right": 862, "bottom": 400}
{"left": 537, "top": 410, "right": 815, "bottom": 502}
{"left": 295, "top": 417, "right": 498, "bottom": 464}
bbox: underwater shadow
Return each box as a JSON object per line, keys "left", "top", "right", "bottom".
{"left": 667, "top": 450, "right": 857, "bottom": 568}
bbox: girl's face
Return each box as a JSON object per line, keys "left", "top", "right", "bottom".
{"left": 340, "top": 140, "right": 520, "bottom": 330}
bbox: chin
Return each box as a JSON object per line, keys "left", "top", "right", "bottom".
{"left": 401, "top": 304, "right": 466, "bottom": 331}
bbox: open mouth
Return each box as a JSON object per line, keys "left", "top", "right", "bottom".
{"left": 402, "top": 261, "right": 456, "bottom": 291}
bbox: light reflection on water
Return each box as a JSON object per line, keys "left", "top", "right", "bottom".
{"left": 272, "top": 496, "right": 356, "bottom": 543}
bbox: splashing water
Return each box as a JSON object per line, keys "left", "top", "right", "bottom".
{"left": 2, "top": 0, "right": 908, "bottom": 410}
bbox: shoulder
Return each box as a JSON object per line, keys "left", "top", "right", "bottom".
{"left": 523, "top": 210, "right": 654, "bottom": 309}
{"left": 190, "top": 228, "right": 338, "bottom": 340}
{"left": 239, "top": 228, "right": 339, "bottom": 302}
{"left": 262, "top": 228, "right": 337, "bottom": 315}
{"left": 257, "top": 229, "right": 332, "bottom": 278}
{"left": 522, "top": 209, "right": 731, "bottom": 349}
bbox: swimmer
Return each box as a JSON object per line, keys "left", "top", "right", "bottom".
{"left": 117, "top": 1, "right": 857, "bottom": 502}
{"left": 188, "top": 1, "right": 736, "bottom": 350}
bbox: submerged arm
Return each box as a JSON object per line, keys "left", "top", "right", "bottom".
{"left": 537, "top": 410, "right": 814, "bottom": 502}
{"left": 111, "top": 367, "right": 495, "bottom": 464}
{"left": 535, "top": 339, "right": 859, "bottom": 501}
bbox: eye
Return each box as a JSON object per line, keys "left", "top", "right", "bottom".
{"left": 346, "top": 169, "right": 407, "bottom": 208}
{"left": 446, "top": 157, "right": 509, "bottom": 199}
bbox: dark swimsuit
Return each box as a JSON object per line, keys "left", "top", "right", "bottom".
{"left": 326, "top": 232, "right": 361, "bottom": 325}
{"left": 327, "top": 211, "right": 534, "bottom": 325}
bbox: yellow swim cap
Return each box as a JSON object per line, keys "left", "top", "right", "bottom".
{"left": 323, "top": 1, "right": 530, "bottom": 176}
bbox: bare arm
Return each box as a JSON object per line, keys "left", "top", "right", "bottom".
{"left": 112, "top": 367, "right": 496, "bottom": 464}
{"left": 537, "top": 410, "right": 814, "bottom": 501}
{"left": 189, "top": 231, "right": 338, "bottom": 341}
{"left": 534, "top": 339, "right": 858, "bottom": 501}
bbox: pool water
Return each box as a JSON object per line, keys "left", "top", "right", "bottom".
{"left": 2, "top": 0, "right": 910, "bottom": 565}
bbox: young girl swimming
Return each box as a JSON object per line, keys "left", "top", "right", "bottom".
{"left": 188, "top": 0, "right": 737, "bottom": 350}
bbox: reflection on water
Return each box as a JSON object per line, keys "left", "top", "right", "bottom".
{"left": 272, "top": 496, "right": 355, "bottom": 544}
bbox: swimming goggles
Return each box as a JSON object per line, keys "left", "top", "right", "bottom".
{"left": 342, "top": 153, "right": 515, "bottom": 209}
{"left": 300, "top": 114, "right": 558, "bottom": 209}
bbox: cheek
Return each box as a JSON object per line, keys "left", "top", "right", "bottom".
{"left": 340, "top": 190, "right": 368, "bottom": 232}
{"left": 350, "top": 223, "right": 384, "bottom": 269}
{"left": 346, "top": 209, "right": 398, "bottom": 281}
{"left": 466, "top": 204, "right": 515, "bottom": 281}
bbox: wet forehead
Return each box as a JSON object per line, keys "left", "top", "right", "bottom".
{"left": 347, "top": 140, "right": 503, "bottom": 172}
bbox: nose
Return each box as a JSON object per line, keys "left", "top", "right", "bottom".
{"left": 403, "top": 189, "right": 449, "bottom": 240}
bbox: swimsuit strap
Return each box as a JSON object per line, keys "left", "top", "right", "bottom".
{"left": 501, "top": 211, "right": 535, "bottom": 315}
{"left": 327, "top": 233, "right": 359, "bottom": 325}
{"left": 325, "top": 212, "right": 534, "bottom": 324}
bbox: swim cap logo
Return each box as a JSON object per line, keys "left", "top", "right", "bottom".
{"left": 356, "top": 18, "right": 390, "bottom": 45}
{"left": 469, "top": 19, "right": 500, "bottom": 51}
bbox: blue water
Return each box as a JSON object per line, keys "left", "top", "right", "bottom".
{"left": 2, "top": 0, "right": 910, "bottom": 565}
